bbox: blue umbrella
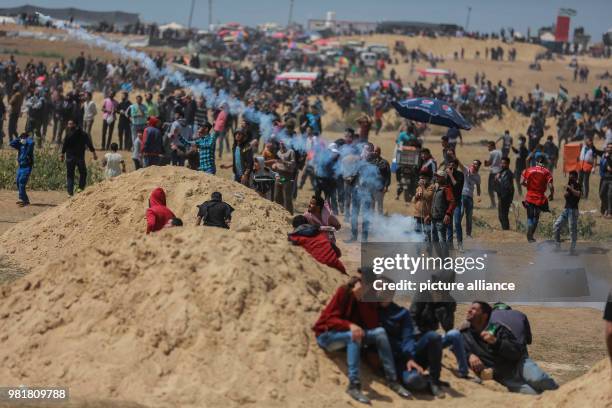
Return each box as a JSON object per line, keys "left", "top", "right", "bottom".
{"left": 391, "top": 98, "right": 472, "bottom": 130}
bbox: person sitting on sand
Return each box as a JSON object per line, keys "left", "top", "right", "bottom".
{"left": 196, "top": 192, "right": 234, "bottom": 229}
{"left": 146, "top": 187, "right": 177, "bottom": 234}
{"left": 313, "top": 276, "right": 412, "bottom": 404}
{"left": 379, "top": 299, "right": 447, "bottom": 397}
{"left": 410, "top": 291, "right": 472, "bottom": 383}
{"left": 288, "top": 215, "right": 346, "bottom": 275}
{"left": 303, "top": 195, "right": 341, "bottom": 243}
{"left": 460, "top": 301, "right": 558, "bottom": 394}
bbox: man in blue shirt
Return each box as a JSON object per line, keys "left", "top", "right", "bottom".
{"left": 10, "top": 132, "right": 35, "bottom": 207}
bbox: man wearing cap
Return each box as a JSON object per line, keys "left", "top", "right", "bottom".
{"left": 521, "top": 155, "right": 554, "bottom": 242}
{"left": 490, "top": 303, "right": 558, "bottom": 393}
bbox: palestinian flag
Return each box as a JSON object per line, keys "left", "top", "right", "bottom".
{"left": 558, "top": 85, "right": 569, "bottom": 101}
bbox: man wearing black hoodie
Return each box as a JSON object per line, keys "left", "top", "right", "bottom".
{"left": 196, "top": 192, "right": 234, "bottom": 229}
{"left": 60, "top": 119, "right": 97, "bottom": 196}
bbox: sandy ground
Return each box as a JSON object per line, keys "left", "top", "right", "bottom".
{"left": 0, "top": 167, "right": 609, "bottom": 408}
{"left": 0, "top": 30, "right": 610, "bottom": 407}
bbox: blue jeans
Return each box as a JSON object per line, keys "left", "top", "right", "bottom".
{"left": 402, "top": 330, "right": 442, "bottom": 389}
{"left": 553, "top": 208, "right": 578, "bottom": 249}
{"left": 343, "top": 182, "right": 354, "bottom": 219}
{"left": 500, "top": 358, "right": 558, "bottom": 394}
{"left": 430, "top": 220, "right": 447, "bottom": 243}
{"left": 317, "top": 327, "right": 398, "bottom": 383}
{"left": 415, "top": 218, "right": 431, "bottom": 241}
{"left": 446, "top": 200, "right": 463, "bottom": 244}
{"left": 17, "top": 167, "right": 31, "bottom": 204}
{"left": 461, "top": 195, "right": 474, "bottom": 237}
{"left": 351, "top": 191, "right": 373, "bottom": 241}
{"left": 442, "top": 329, "right": 468, "bottom": 377}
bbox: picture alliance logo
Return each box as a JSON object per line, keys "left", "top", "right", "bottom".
{"left": 371, "top": 254, "right": 488, "bottom": 275}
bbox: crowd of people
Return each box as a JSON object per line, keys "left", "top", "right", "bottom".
{"left": 1, "top": 47, "right": 610, "bottom": 245}
{"left": 1, "top": 17, "right": 611, "bottom": 407}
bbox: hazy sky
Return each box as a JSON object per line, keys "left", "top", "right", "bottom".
{"left": 3, "top": 0, "right": 611, "bottom": 38}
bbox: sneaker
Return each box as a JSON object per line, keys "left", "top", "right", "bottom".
{"left": 344, "top": 237, "right": 358, "bottom": 244}
{"left": 454, "top": 368, "right": 483, "bottom": 384}
{"left": 457, "top": 242, "right": 464, "bottom": 252}
{"left": 346, "top": 382, "right": 370, "bottom": 405}
{"left": 429, "top": 380, "right": 445, "bottom": 398}
{"left": 387, "top": 381, "right": 412, "bottom": 399}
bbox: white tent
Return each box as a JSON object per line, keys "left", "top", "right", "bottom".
{"left": 159, "top": 22, "right": 186, "bottom": 32}
{"left": 0, "top": 16, "right": 16, "bottom": 24}
{"left": 540, "top": 32, "right": 556, "bottom": 42}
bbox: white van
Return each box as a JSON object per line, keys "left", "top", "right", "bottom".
{"left": 360, "top": 52, "right": 377, "bottom": 67}
{"left": 367, "top": 44, "right": 390, "bottom": 58}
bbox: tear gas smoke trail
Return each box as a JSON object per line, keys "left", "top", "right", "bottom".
{"left": 49, "top": 18, "right": 422, "bottom": 242}
{"left": 51, "top": 17, "right": 275, "bottom": 140}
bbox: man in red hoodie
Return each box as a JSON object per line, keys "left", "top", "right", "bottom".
{"left": 313, "top": 276, "right": 412, "bottom": 404}
{"left": 146, "top": 187, "right": 179, "bottom": 234}
{"left": 288, "top": 215, "right": 346, "bottom": 274}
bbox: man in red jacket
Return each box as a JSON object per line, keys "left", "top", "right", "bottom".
{"left": 313, "top": 276, "right": 412, "bottom": 404}
{"left": 146, "top": 187, "right": 180, "bottom": 234}
{"left": 288, "top": 216, "right": 346, "bottom": 274}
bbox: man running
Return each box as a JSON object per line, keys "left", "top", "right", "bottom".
{"left": 521, "top": 155, "right": 554, "bottom": 242}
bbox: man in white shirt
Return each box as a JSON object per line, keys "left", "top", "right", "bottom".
{"left": 82, "top": 92, "right": 97, "bottom": 138}
{"left": 461, "top": 159, "right": 482, "bottom": 238}
{"left": 484, "top": 141, "right": 502, "bottom": 208}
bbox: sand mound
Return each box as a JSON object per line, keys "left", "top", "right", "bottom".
{"left": 0, "top": 166, "right": 292, "bottom": 270}
{"left": 534, "top": 359, "right": 611, "bottom": 408}
{"left": 0, "top": 225, "right": 349, "bottom": 407}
